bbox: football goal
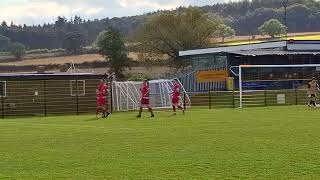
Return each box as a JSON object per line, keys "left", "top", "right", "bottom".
{"left": 230, "top": 64, "right": 320, "bottom": 108}
{"left": 111, "top": 79, "right": 191, "bottom": 112}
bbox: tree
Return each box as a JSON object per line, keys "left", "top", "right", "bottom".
{"left": 97, "top": 28, "right": 129, "bottom": 78}
{"left": 132, "top": 7, "right": 223, "bottom": 64}
{"left": 10, "top": 43, "right": 26, "bottom": 59}
{"left": 217, "top": 24, "right": 235, "bottom": 42}
{"left": 1, "top": 21, "right": 7, "bottom": 27}
{"left": 258, "top": 19, "right": 286, "bottom": 38}
{"left": 0, "top": 35, "right": 11, "bottom": 51}
{"left": 55, "top": 16, "right": 67, "bottom": 28}
{"left": 92, "top": 30, "right": 107, "bottom": 49}
{"left": 287, "top": 4, "right": 311, "bottom": 32}
{"left": 63, "top": 31, "right": 86, "bottom": 54}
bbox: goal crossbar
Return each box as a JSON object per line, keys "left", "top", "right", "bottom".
{"left": 236, "top": 64, "right": 320, "bottom": 108}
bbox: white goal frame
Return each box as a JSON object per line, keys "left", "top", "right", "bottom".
{"left": 111, "top": 79, "right": 191, "bottom": 112}
{"left": 231, "top": 64, "right": 320, "bottom": 108}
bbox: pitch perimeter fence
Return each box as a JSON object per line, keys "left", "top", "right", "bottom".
{"left": 0, "top": 78, "right": 191, "bottom": 118}
{"left": 189, "top": 89, "right": 310, "bottom": 109}
{"left": 0, "top": 79, "right": 107, "bottom": 118}
{"left": 0, "top": 80, "right": 311, "bottom": 118}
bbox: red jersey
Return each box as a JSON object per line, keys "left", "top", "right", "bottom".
{"left": 97, "top": 84, "right": 108, "bottom": 99}
{"left": 141, "top": 85, "right": 150, "bottom": 99}
{"left": 172, "top": 83, "right": 181, "bottom": 97}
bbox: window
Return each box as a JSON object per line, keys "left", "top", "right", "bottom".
{"left": 70, "top": 80, "right": 85, "bottom": 96}
{"left": 0, "top": 81, "right": 6, "bottom": 97}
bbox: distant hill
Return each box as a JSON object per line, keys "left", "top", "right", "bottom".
{"left": 1, "top": 0, "right": 320, "bottom": 50}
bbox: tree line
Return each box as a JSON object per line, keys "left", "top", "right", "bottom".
{"left": 1, "top": 0, "right": 320, "bottom": 51}
{"left": 202, "top": 0, "right": 320, "bottom": 35}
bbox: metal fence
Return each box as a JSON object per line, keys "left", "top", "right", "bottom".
{"left": 0, "top": 78, "right": 311, "bottom": 118}
{"left": 0, "top": 78, "right": 191, "bottom": 118}
{"left": 0, "top": 78, "right": 109, "bottom": 118}
{"left": 188, "top": 89, "right": 310, "bottom": 109}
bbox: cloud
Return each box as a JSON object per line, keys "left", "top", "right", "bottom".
{"left": 0, "top": 0, "right": 239, "bottom": 25}
{"left": 119, "top": 0, "right": 179, "bottom": 9}
{"left": 0, "top": 1, "right": 70, "bottom": 24}
{"left": 84, "top": 8, "right": 104, "bottom": 15}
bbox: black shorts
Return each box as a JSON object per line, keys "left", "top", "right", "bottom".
{"left": 310, "top": 94, "right": 316, "bottom": 98}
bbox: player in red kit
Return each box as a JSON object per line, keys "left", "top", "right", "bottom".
{"left": 96, "top": 79, "right": 110, "bottom": 118}
{"left": 137, "top": 80, "right": 155, "bottom": 118}
{"left": 172, "top": 79, "right": 184, "bottom": 115}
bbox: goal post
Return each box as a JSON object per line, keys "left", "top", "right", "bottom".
{"left": 111, "top": 79, "right": 191, "bottom": 112}
{"left": 232, "top": 64, "right": 320, "bottom": 108}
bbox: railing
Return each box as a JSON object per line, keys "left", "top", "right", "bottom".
{"left": 188, "top": 89, "right": 310, "bottom": 109}
{"left": 0, "top": 79, "right": 107, "bottom": 118}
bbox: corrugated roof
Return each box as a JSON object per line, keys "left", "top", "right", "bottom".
{"left": 228, "top": 50, "right": 320, "bottom": 56}
{"left": 179, "top": 40, "right": 320, "bottom": 57}
{"left": 179, "top": 41, "right": 286, "bottom": 56}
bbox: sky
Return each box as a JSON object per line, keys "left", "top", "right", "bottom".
{"left": 0, "top": 0, "right": 239, "bottom": 25}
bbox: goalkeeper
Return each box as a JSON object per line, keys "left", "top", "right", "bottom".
{"left": 308, "top": 77, "right": 319, "bottom": 107}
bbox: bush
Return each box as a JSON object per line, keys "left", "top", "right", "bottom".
{"left": 10, "top": 43, "right": 26, "bottom": 59}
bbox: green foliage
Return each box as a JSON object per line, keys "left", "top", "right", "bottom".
{"left": 258, "top": 19, "right": 287, "bottom": 38}
{"left": 92, "top": 30, "right": 107, "bottom": 49}
{"left": 217, "top": 24, "right": 235, "bottom": 42}
{"left": 0, "top": 35, "right": 10, "bottom": 51}
{"left": 1, "top": 21, "right": 7, "bottom": 27}
{"left": 0, "top": 1, "right": 320, "bottom": 50}
{"left": 1, "top": 107, "right": 320, "bottom": 179}
{"left": 10, "top": 42, "right": 26, "bottom": 59}
{"left": 132, "top": 7, "right": 222, "bottom": 66}
{"left": 287, "top": 4, "right": 311, "bottom": 32}
{"left": 63, "top": 31, "right": 86, "bottom": 54}
{"left": 97, "top": 28, "right": 129, "bottom": 78}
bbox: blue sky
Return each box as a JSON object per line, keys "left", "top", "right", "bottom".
{"left": 0, "top": 0, "right": 239, "bottom": 25}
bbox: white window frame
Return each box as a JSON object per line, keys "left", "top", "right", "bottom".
{"left": 0, "top": 81, "right": 6, "bottom": 97}
{"left": 70, "top": 80, "right": 86, "bottom": 96}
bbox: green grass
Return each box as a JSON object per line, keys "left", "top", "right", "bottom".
{"left": 1, "top": 107, "right": 320, "bottom": 179}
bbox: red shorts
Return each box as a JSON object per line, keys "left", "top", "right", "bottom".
{"left": 172, "top": 96, "right": 180, "bottom": 104}
{"left": 97, "top": 97, "right": 106, "bottom": 106}
{"left": 141, "top": 98, "right": 150, "bottom": 105}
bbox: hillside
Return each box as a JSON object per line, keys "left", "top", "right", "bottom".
{"left": 1, "top": 0, "right": 320, "bottom": 51}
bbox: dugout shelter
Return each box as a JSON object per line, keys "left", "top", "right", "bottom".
{"left": 178, "top": 40, "right": 320, "bottom": 92}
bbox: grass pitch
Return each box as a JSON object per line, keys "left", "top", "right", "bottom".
{"left": 1, "top": 107, "right": 320, "bottom": 179}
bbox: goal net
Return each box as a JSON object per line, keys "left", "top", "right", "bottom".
{"left": 231, "top": 64, "right": 320, "bottom": 108}
{"left": 111, "top": 79, "right": 191, "bottom": 112}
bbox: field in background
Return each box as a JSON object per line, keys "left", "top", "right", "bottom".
{"left": 223, "top": 32, "right": 320, "bottom": 46}
{"left": 1, "top": 32, "right": 320, "bottom": 67}
{"left": 1, "top": 107, "right": 320, "bottom": 179}
{"left": 0, "top": 52, "right": 166, "bottom": 66}
{"left": 0, "top": 54, "right": 104, "bottom": 66}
